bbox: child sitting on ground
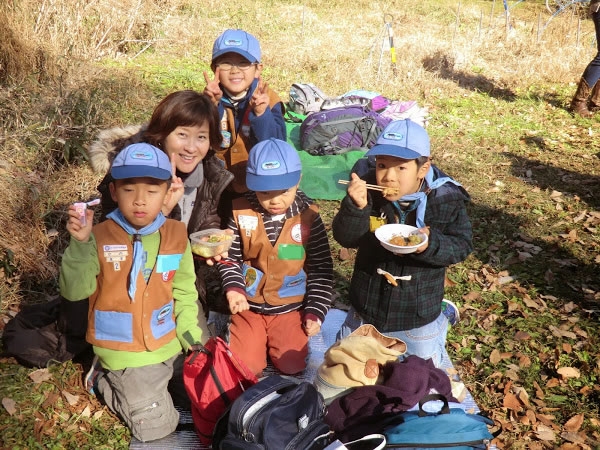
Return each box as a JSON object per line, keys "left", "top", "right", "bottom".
{"left": 217, "top": 138, "right": 334, "bottom": 376}
{"left": 59, "top": 143, "right": 208, "bottom": 442}
{"left": 203, "top": 28, "right": 286, "bottom": 197}
{"left": 332, "top": 119, "right": 473, "bottom": 368}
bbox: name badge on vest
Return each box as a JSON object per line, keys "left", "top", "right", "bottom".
{"left": 103, "top": 244, "right": 128, "bottom": 270}
{"left": 369, "top": 215, "right": 386, "bottom": 233}
{"left": 278, "top": 244, "right": 305, "bottom": 260}
{"left": 238, "top": 215, "right": 258, "bottom": 237}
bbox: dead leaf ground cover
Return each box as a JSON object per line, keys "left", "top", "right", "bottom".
{"left": 1, "top": 0, "right": 599, "bottom": 448}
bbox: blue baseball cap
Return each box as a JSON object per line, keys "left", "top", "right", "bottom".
{"left": 246, "top": 139, "right": 302, "bottom": 192}
{"left": 111, "top": 143, "right": 172, "bottom": 181}
{"left": 212, "top": 29, "right": 261, "bottom": 63}
{"left": 366, "top": 119, "right": 430, "bottom": 160}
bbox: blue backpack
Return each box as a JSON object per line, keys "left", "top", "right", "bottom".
{"left": 383, "top": 394, "right": 497, "bottom": 449}
{"left": 299, "top": 105, "right": 391, "bottom": 156}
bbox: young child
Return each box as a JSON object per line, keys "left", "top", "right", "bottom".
{"left": 332, "top": 119, "right": 473, "bottom": 368}
{"left": 203, "top": 28, "right": 286, "bottom": 195}
{"left": 217, "top": 138, "right": 334, "bottom": 376}
{"left": 59, "top": 143, "right": 209, "bottom": 442}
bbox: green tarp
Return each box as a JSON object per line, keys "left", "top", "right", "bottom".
{"left": 286, "top": 120, "right": 365, "bottom": 201}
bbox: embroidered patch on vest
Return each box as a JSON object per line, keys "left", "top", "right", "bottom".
{"left": 290, "top": 223, "right": 309, "bottom": 243}
{"left": 162, "top": 270, "right": 175, "bottom": 282}
{"left": 156, "top": 303, "right": 172, "bottom": 325}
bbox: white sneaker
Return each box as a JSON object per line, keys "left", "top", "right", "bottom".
{"left": 84, "top": 355, "right": 102, "bottom": 394}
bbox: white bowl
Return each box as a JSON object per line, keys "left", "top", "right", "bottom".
{"left": 374, "top": 224, "right": 428, "bottom": 255}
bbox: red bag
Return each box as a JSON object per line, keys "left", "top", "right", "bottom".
{"left": 183, "top": 336, "right": 258, "bottom": 446}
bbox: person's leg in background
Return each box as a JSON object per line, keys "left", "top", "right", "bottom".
{"left": 571, "top": 6, "right": 600, "bottom": 117}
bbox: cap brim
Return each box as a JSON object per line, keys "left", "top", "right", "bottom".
{"left": 212, "top": 49, "right": 259, "bottom": 63}
{"left": 246, "top": 171, "right": 301, "bottom": 192}
{"left": 111, "top": 166, "right": 171, "bottom": 181}
{"left": 366, "top": 144, "right": 422, "bottom": 160}
{"left": 313, "top": 375, "right": 354, "bottom": 405}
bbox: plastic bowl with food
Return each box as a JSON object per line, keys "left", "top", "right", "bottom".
{"left": 374, "top": 224, "right": 428, "bottom": 255}
{"left": 189, "top": 229, "right": 233, "bottom": 258}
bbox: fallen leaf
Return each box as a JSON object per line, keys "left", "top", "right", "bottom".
{"left": 535, "top": 424, "right": 556, "bottom": 441}
{"left": 29, "top": 368, "right": 52, "bottom": 384}
{"left": 563, "top": 414, "right": 584, "bottom": 432}
{"left": 62, "top": 390, "right": 79, "bottom": 407}
{"left": 80, "top": 405, "right": 91, "bottom": 418}
{"left": 514, "top": 331, "right": 530, "bottom": 341}
{"left": 2, "top": 397, "right": 17, "bottom": 416}
{"left": 557, "top": 367, "right": 580, "bottom": 379}
{"left": 490, "top": 349, "right": 502, "bottom": 365}
{"left": 503, "top": 392, "right": 523, "bottom": 412}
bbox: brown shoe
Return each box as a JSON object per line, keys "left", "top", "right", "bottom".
{"left": 570, "top": 77, "right": 593, "bottom": 118}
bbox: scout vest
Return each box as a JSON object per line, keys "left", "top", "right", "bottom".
{"left": 88, "top": 219, "right": 188, "bottom": 352}
{"left": 232, "top": 198, "right": 318, "bottom": 307}
{"left": 215, "top": 88, "right": 282, "bottom": 194}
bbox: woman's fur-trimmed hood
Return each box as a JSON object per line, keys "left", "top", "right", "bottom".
{"left": 87, "top": 124, "right": 147, "bottom": 175}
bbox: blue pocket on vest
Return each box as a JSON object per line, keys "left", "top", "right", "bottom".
{"left": 151, "top": 301, "right": 176, "bottom": 339}
{"left": 95, "top": 310, "right": 133, "bottom": 343}
{"left": 281, "top": 269, "right": 307, "bottom": 298}
{"left": 156, "top": 254, "right": 182, "bottom": 273}
{"left": 243, "top": 264, "right": 264, "bottom": 297}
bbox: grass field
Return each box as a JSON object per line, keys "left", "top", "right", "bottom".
{"left": 1, "top": 0, "right": 599, "bottom": 448}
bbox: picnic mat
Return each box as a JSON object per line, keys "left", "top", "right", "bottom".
{"left": 286, "top": 120, "right": 365, "bottom": 201}
{"left": 130, "top": 308, "right": 491, "bottom": 450}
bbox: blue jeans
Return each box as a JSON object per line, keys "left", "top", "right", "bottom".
{"left": 337, "top": 306, "right": 449, "bottom": 368}
{"left": 583, "top": 9, "right": 600, "bottom": 87}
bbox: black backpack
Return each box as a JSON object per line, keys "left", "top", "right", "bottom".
{"left": 214, "top": 374, "right": 332, "bottom": 450}
{"left": 2, "top": 297, "right": 90, "bottom": 367}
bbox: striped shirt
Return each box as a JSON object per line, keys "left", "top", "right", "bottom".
{"left": 217, "top": 190, "right": 334, "bottom": 321}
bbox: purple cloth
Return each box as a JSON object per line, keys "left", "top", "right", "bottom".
{"left": 325, "top": 355, "right": 457, "bottom": 442}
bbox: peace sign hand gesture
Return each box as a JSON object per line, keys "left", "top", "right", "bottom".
{"left": 203, "top": 68, "right": 223, "bottom": 105}
{"left": 162, "top": 158, "right": 184, "bottom": 216}
{"left": 250, "top": 77, "right": 269, "bottom": 117}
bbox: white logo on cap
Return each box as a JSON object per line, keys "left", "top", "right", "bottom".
{"left": 261, "top": 161, "right": 281, "bottom": 170}
{"left": 225, "top": 39, "right": 242, "bottom": 47}
{"left": 131, "top": 151, "right": 153, "bottom": 160}
{"left": 383, "top": 132, "right": 404, "bottom": 140}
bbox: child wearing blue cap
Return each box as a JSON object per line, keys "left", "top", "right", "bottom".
{"left": 332, "top": 119, "right": 473, "bottom": 368}
{"left": 216, "top": 138, "right": 334, "bottom": 376}
{"left": 60, "top": 143, "right": 209, "bottom": 442}
{"left": 203, "top": 29, "right": 286, "bottom": 195}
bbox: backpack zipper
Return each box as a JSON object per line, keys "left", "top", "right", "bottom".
{"left": 385, "top": 438, "right": 490, "bottom": 448}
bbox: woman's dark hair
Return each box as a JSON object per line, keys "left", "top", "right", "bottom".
{"left": 144, "top": 90, "right": 223, "bottom": 151}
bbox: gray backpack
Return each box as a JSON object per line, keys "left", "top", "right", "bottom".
{"left": 288, "top": 83, "right": 329, "bottom": 115}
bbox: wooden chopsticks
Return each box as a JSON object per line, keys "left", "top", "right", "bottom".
{"left": 337, "top": 179, "right": 385, "bottom": 192}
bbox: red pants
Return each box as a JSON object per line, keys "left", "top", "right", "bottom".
{"left": 229, "top": 310, "right": 308, "bottom": 376}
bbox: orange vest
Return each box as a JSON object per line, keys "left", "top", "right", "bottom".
{"left": 232, "top": 198, "right": 318, "bottom": 306}
{"left": 88, "top": 219, "right": 188, "bottom": 352}
{"left": 214, "top": 88, "right": 282, "bottom": 193}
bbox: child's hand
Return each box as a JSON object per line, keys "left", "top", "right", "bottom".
{"left": 414, "top": 226, "right": 430, "bottom": 254}
{"left": 226, "top": 290, "right": 249, "bottom": 314}
{"left": 347, "top": 172, "right": 368, "bottom": 209}
{"left": 249, "top": 77, "right": 269, "bottom": 117}
{"left": 205, "top": 229, "right": 234, "bottom": 266}
{"left": 303, "top": 319, "right": 321, "bottom": 337}
{"left": 66, "top": 205, "right": 93, "bottom": 242}
{"left": 203, "top": 68, "right": 223, "bottom": 105}
{"left": 163, "top": 158, "right": 184, "bottom": 216}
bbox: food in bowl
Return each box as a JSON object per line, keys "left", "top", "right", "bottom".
{"left": 388, "top": 233, "right": 425, "bottom": 247}
{"left": 374, "top": 224, "right": 428, "bottom": 255}
{"left": 190, "top": 229, "right": 233, "bottom": 258}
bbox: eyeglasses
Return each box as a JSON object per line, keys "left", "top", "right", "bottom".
{"left": 216, "top": 61, "right": 256, "bottom": 72}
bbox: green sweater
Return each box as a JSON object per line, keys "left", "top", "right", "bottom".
{"left": 59, "top": 232, "right": 207, "bottom": 371}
